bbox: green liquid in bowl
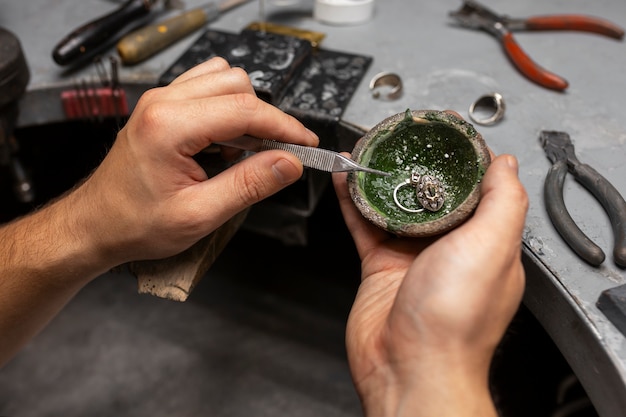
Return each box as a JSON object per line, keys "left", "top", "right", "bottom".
{"left": 355, "top": 111, "right": 486, "bottom": 230}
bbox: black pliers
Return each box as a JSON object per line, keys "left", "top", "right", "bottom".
{"left": 449, "top": 1, "right": 624, "bottom": 91}
{"left": 540, "top": 131, "right": 626, "bottom": 267}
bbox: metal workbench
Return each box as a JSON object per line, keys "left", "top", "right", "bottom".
{"left": 2, "top": 0, "right": 626, "bottom": 415}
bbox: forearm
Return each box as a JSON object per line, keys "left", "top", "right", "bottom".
{"left": 0, "top": 185, "right": 113, "bottom": 367}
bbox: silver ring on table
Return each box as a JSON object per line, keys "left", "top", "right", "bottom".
{"left": 370, "top": 72, "right": 403, "bottom": 101}
{"left": 469, "top": 92, "right": 506, "bottom": 126}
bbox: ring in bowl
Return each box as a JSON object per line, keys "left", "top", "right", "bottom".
{"left": 348, "top": 109, "right": 491, "bottom": 237}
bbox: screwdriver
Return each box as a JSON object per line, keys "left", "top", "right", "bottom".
{"left": 117, "top": 0, "right": 252, "bottom": 65}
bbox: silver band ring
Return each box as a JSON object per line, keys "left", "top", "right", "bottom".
{"left": 394, "top": 178, "right": 424, "bottom": 213}
{"left": 370, "top": 72, "right": 403, "bottom": 101}
{"left": 469, "top": 92, "right": 505, "bottom": 126}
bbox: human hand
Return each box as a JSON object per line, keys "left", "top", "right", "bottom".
{"left": 0, "top": 56, "right": 320, "bottom": 365}
{"left": 332, "top": 153, "right": 528, "bottom": 416}
{"left": 73, "top": 57, "right": 318, "bottom": 269}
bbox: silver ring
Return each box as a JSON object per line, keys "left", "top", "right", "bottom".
{"left": 393, "top": 172, "right": 424, "bottom": 213}
{"left": 468, "top": 92, "right": 505, "bottom": 126}
{"left": 369, "top": 72, "right": 403, "bottom": 101}
{"left": 393, "top": 178, "right": 424, "bottom": 213}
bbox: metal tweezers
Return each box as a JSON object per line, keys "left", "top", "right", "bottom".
{"left": 540, "top": 130, "right": 626, "bottom": 267}
{"left": 215, "top": 136, "right": 389, "bottom": 176}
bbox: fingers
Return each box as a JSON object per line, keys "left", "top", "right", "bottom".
{"left": 131, "top": 56, "right": 318, "bottom": 155}
{"left": 471, "top": 154, "right": 529, "bottom": 253}
{"left": 184, "top": 150, "right": 304, "bottom": 228}
{"left": 332, "top": 165, "right": 391, "bottom": 257}
{"left": 169, "top": 56, "right": 232, "bottom": 85}
{"left": 197, "top": 93, "right": 318, "bottom": 146}
{"left": 459, "top": 155, "right": 528, "bottom": 269}
{"left": 332, "top": 171, "right": 363, "bottom": 238}
{"left": 159, "top": 57, "right": 318, "bottom": 150}
{"left": 165, "top": 64, "right": 256, "bottom": 101}
{"left": 127, "top": 85, "right": 318, "bottom": 159}
{"left": 98, "top": 57, "right": 321, "bottom": 257}
{"left": 389, "top": 155, "right": 527, "bottom": 351}
{"left": 134, "top": 94, "right": 318, "bottom": 157}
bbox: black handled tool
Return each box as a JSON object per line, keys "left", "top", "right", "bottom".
{"left": 52, "top": 0, "right": 159, "bottom": 66}
{"left": 540, "top": 130, "right": 626, "bottom": 267}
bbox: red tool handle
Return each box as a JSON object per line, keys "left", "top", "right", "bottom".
{"left": 525, "top": 15, "right": 624, "bottom": 39}
{"left": 501, "top": 32, "right": 568, "bottom": 91}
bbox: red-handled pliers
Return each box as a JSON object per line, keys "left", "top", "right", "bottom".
{"left": 449, "top": 0, "right": 624, "bottom": 91}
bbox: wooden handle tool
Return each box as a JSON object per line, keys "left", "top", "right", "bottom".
{"left": 117, "top": 0, "right": 251, "bottom": 65}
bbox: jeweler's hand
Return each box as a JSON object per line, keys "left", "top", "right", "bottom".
{"left": 332, "top": 153, "right": 528, "bottom": 417}
{"left": 78, "top": 57, "right": 318, "bottom": 267}
{"left": 0, "top": 57, "right": 317, "bottom": 366}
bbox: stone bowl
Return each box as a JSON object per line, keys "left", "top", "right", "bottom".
{"left": 348, "top": 109, "right": 491, "bottom": 237}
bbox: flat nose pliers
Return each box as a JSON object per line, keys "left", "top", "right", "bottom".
{"left": 539, "top": 131, "right": 626, "bottom": 267}
{"left": 449, "top": 1, "right": 624, "bottom": 91}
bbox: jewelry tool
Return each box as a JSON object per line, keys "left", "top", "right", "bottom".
{"left": 540, "top": 130, "right": 626, "bottom": 267}
{"left": 117, "top": 0, "right": 253, "bottom": 65}
{"left": 449, "top": 0, "right": 624, "bottom": 91}
{"left": 215, "top": 136, "right": 390, "bottom": 176}
{"left": 52, "top": 0, "right": 165, "bottom": 66}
